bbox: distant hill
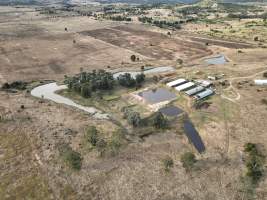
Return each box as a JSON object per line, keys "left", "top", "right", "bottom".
{"left": 0, "top": 0, "right": 266, "bottom": 6}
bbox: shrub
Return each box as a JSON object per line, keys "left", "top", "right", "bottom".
{"left": 243, "top": 143, "right": 264, "bottom": 185}
{"left": 163, "top": 156, "right": 174, "bottom": 172}
{"left": 59, "top": 145, "right": 82, "bottom": 170}
{"left": 86, "top": 126, "right": 99, "bottom": 146}
{"left": 181, "top": 152, "right": 197, "bottom": 171}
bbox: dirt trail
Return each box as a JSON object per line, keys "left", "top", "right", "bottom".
{"left": 221, "top": 69, "right": 267, "bottom": 102}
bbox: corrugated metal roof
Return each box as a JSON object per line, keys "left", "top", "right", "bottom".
{"left": 166, "top": 79, "right": 187, "bottom": 87}
{"left": 175, "top": 82, "right": 195, "bottom": 91}
{"left": 195, "top": 89, "right": 214, "bottom": 100}
{"left": 185, "top": 86, "right": 205, "bottom": 96}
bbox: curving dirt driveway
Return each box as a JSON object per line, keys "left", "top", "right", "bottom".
{"left": 221, "top": 69, "right": 267, "bottom": 102}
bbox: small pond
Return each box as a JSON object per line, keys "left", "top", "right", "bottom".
{"left": 138, "top": 88, "right": 177, "bottom": 104}
{"left": 183, "top": 119, "right": 205, "bottom": 153}
{"left": 159, "top": 106, "right": 183, "bottom": 117}
{"left": 205, "top": 54, "right": 227, "bottom": 65}
{"left": 113, "top": 66, "right": 174, "bottom": 79}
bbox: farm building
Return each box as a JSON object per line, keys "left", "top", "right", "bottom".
{"left": 196, "top": 80, "right": 213, "bottom": 87}
{"left": 185, "top": 86, "right": 205, "bottom": 96}
{"left": 254, "top": 80, "right": 267, "bottom": 85}
{"left": 166, "top": 78, "right": 187, "bottom": 87}
{"left": 194, "top": 89, "right": 214, "bottom": 100}
{"left": 175, "top": 82, "right": 195, "bottom": 91}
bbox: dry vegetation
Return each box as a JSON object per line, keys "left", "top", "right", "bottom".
{"left": 0, "top": 2, "right": 267, "bottom": 200}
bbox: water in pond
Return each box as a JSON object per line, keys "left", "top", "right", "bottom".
{"left": 205, "top": 54, "right": 227, "bottom": 65}
{"left": 113, "top": 66, "right": 174, "bottom": 79}
{"left": 159, "top": 106, "right": 183, "bottom": 117}
{"left": 138, "top": 88, "right": 177, "bottom": 104}
{"left": 183, "top": 119, "right": 205, "bottom": 153}
{"left": 31, "top": 82, "right": 109, "bottom": 119}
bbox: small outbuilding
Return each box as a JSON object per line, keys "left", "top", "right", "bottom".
{"left": 254, "top": 80, "right": 267, "bottom": 86}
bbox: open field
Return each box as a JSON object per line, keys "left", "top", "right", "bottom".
{"left": 1, "top": 2, "right": 267, "bottom": 200}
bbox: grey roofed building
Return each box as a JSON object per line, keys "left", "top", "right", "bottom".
{"left": 194, "top": 89, "right": 214, "bottom": 100}
{"left": 185, "top": 86, "right": 205, "bottom": 96}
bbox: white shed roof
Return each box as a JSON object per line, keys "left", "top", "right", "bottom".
{"left": 175, "top": 82, "right": 195, "bottom": 91}
{"left": 254, "top": 80, "right": 267, "bottom": 85}
{"left": 166, "top": 79, "right": 187, "bottom": 87}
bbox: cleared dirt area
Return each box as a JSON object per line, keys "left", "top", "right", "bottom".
{"left": 81, "top": 24, "right": 213, "bottom": 61}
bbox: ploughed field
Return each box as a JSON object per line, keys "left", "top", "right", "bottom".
{"left": 80, "top": 25, "right": 212, "bottom": 61}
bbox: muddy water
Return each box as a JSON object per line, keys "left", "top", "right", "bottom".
{"left": 138, "top": 88, "right": 177, "bottom": 104}
{"left": 205, "top": 54, "right": 227, "bottom": 65}
{"left": 31, "top": 82, "right": 109, "bottom": 119}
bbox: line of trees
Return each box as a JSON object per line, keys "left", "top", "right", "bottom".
{"left": 108, "top": 15, "right": 132, "bottom": 22}
{"left": 138, "top": 17, "right": 181, "bottom": 29}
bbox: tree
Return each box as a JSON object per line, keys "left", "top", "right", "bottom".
{"left": 181, "top": 152, "right": 197, "bottom": 171}
{"left": 130, "top": 55, "right": 136, "bottom": 62}
{"left": 152, "top": 112, "right": 167, "bottom": 129}
{"left": 127, "top": 111, "right": 141, "bottom": 127}
{"left": 135, "top": 73, "right": 145, "bottom": 85}
{"left": 117, "top": 73, "right": 136, "bottom": 88}
{"left": 81, "top": 83, "right": 91, "bottom": 98}
{"left": 176, "top": 58, "right": 183, "bottom": 65}
{"left": 86, "top": 126, "right": 99, "bottom": 146}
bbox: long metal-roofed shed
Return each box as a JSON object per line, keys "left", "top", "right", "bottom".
{"left": 254, "top": 80, "right": 267, "bottom": 85}
{"left": 194, "top": 89, "right": 214, "bottom": 100}
{"left": 185, "top": 86, "right": 205, "bottom": 96}
{"left": 175, "top": 82, "right": 195, "bottom": 92}
{"left": 166, "top": 78, "right": 187, "bottom": 87}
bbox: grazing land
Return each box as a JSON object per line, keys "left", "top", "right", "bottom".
{"left": 0, "top": 1, "right": 267, "bottom": 200}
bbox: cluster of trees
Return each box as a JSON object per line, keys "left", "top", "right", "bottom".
{"left": 86, "top": 126, "right": 124, "bottom": 156}
{"left": 2, "top": 81, "right": 27, "bottom": 90}
{"left": 65, "top": 70, "right": 115, "bottom": 98}
{"left": 122, "top": 107, "right": 167, "bottom": 129}
{"left": 108, "top": 15, "right": 132, "bottom": 22}
{"left": 138, "top": 17, "right": 181, "bottom": 29}
{"left": 243, "top": 143, "right": 264, "bottom": 185}
{"left": 65, "top": 70, "right": 147, "bottom": 98}
{"left": 117, "top": 73, "right": 145, "bottom": 88}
